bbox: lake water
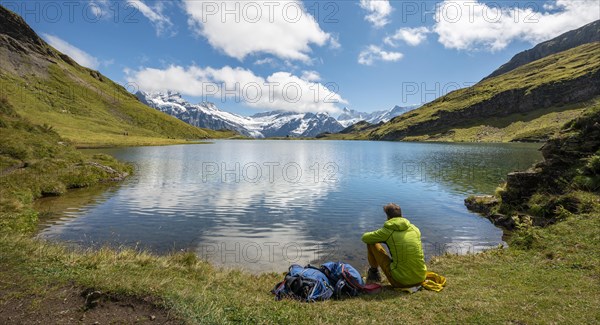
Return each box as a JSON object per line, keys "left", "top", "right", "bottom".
{"left": 37, "top": 140, "right": 543, "bottom": 273}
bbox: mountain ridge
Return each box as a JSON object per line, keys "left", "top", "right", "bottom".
{"left": 336, "top": 105, "right": 419, "bottom": 127}
{"left": 136, "top": 90, "right": 419, "bottom": 138}
{"left": 136, "top": 91, "right": 345, "bottom": 138}
{"left": 484, "top": 20, "right": 600, "bottom": 80}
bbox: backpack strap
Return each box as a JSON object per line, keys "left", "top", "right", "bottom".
{"left": 341, "top": 263, "right": 365, "bottom": 291}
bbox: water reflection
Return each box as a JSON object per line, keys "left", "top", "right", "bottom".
{"left": 37, "top": 140, "right": 542, "bottom": 272}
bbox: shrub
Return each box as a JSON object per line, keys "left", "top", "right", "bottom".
{"left": 572, "top": 175, "right": 600, "bottom": 191}
{"left": 583, "top": 155, "right": 600, "bottom": 175}
{"left": 509, "top": 219, "right": 540, "bottom": 250}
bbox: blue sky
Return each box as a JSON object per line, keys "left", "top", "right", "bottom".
{"left": 5, "top": 0, "right": 599, "bottom": 116}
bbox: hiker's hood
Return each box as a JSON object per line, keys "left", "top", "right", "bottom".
{"left": 383, "top": 217, "right": 411, "bottom": 231}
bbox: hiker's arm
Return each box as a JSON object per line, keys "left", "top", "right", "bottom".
{"left": 361, "top": 227, "right": 391, "bottom": 244}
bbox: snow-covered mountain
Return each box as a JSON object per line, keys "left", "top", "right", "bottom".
{"left": 250, "top": 111, "right": 344, "bottom": 137}
{"left": 136, "top": 91, "right": 344, "bottom": 138}
{"left": 136, "top": 91, "right": 263, "bottom": 137}
{"left": 336, "top": 105, "right": 420, "bottom": 127}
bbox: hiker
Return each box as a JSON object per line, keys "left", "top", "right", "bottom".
{"left": 362, "top": 203, "right": 427, "bottom": 288}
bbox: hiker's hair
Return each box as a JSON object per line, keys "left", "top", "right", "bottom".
{"left": 383, "top": 203, "right": 402, "bottom": 219}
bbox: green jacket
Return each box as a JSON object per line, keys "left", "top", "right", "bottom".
{"left": 361, "top": 217, "right": 427, "bottom": 286}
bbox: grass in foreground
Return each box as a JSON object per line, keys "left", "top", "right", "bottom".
{"left": 1, "top": 200, "right": 599, "bottom": 324}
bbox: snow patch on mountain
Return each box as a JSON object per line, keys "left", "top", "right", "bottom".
{"left": 337, "top": 105, "right": 420, "bottom": 127}
{"left": 136, "top": 91, "right": 344, "bottom": 138}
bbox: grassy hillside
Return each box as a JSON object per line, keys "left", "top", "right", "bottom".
{"left": 0, "top": 6, "right": 234, "bottom": 147}
{"left": 405, "top": 99, "right": 599, "bottom": 142}
{"left": 0, "top": 97, "right": 133, "bottom": 233}
{"left": 327, "top": 42, "right": 599, "bottom": 142}
{"left": 0, "top": 64, "right": 235, "bottom": 147}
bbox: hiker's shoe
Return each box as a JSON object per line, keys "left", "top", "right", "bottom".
{"left": 366, "top": 267, "right": 381, "bottom": 283}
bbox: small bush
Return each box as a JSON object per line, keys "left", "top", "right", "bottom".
{"left": 494, "top": 184, "right": 506, "bottom": 199}
{"left": 526, "top": 193, "right": 582, "bottom": 221}
{"left": 554, "top": 205, "right": 574, "bottom": 221}
{"left": 572, "top": 175, "right": 600, "bottom": 191}
{"left": 583, "top": 155, "right": 600, "bottom": 175}
{"left": 509, "top": 222, "right": 540, "bottom": 250}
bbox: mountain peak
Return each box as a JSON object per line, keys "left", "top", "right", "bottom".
{"left": 0, "top": 6, "right": 46, "bottom": 52}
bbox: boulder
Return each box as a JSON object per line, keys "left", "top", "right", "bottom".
{"left": 464, "top": 195, "right": 499, "bottom": 215}
{"left": 488, "top": 214, "right": 517, "bottom": 231}
{"left": 501, "top": 171, "right": 543, "bottom": 204}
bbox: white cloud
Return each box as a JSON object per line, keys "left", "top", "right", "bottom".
{"left": 126, "top": 0, "right": 174, "bottom": 36}
{"left": 359, "top": 0, "right": 393, "bottom": 28}
{"left": 42, "top": 34, "right": 100, "bottom": 70}
{"left": 126, "top": 65, "right": 347, "bottom": 113}
{"left": 358, "top": 45, "right": 403, "bottom": 65}
{"left": 329, "top": 33, "right": 341, "bottom": 49}
{"left": 434, "top": 0, "right": 600, "bottom": 51}
{"left": 182, "top": 0, "right": 333, "bottom": 62}
{"left": 254, "top": 58, "right": 275, "bottom": 66}
{"left": 384, "top": 27, "right": 431, "bottom": 47}
{"left": 300, "top": 70, "right": 321, "bottom": 82}
{"left": 88, "top": 0, "right": 110, "bottom": 17}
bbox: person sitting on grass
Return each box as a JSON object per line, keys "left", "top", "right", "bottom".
{"left": 362, "top": 203, "right": 427, "bottom": 288}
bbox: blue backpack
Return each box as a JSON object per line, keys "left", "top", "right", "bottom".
{"left": 272, "top": 262, "right": 381, "bottom": 302}
{"left": 271, "top": 264, "right": 334, "bottom": 302}
{"left": 320, "top": 262, "right": 367, "bottom": 299}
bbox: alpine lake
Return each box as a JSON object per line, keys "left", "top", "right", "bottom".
{"left": 36, "top": 140, "right": 543, "bottom": 273}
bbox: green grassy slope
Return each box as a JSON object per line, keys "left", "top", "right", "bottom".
{"left": 0, "top": 6, "right": 234, "bottom": 147}
{"left": 0, "top": 97, "right": 133, "bottom": 232}
{"left": 405, "top": 99, "right": 599, "bottom": 142}
{"left": 354, "top": 42, "right": 600, "bottom": 142}
{"left": 0, "top": 64, "right": 235, "bottom": 147}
